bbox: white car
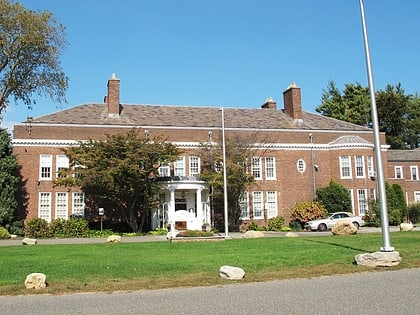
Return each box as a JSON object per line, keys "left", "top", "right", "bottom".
{"left": 304, "top": 212, "right": 365, "bottom": 232}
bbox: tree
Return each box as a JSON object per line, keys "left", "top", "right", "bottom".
{"left": 316, "top": 81, "right": 370, "bottom": 126}
{"left": 0, "top": 0, "right": 68, "bottom": 118}
{"left": 55, "top": 130, "right": 181, "bottom": 232}
{"left": 316, "top": 180, "right": 352, "bottom": 213}
{"left": 0, "top": 129, "right": 19, "bottom": 226}
{"left": 198, "top": 136, "right": 255, "bottom": 230}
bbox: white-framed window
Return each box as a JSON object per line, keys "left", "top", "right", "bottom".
{"left": 39, "top": 154, "right": 53, "bottom": 180}
{"left": 348, "top": 189, "right": 355, "bottom": 213}
{"left": 265, "top": 157, "right": 276, "bottom": 180}
{"left": 159, "top": 163, "right": 170, "bottom": 177}
{"left": 174, "top": 157, "right": 185, "bottom": 177}
{"left": 297, "top": 159, "right": 306, "bottom": 173}
{"left": 189, "top": 156, "right": 200, "bottom": 176}
{"left": 367, "top": 156, "right": 375, "bottom": 177}
{"left": 56, "top": 155, "right": 69, "bottom": 178}
{"left": 414, "top": 191, "right": 420, "bottom": 203}
{"left": 369, "top": 188, "right": 376, "bottom": 201}
{"left": 339, "top": 156, "right": 352, "bottom": 179}
{"left": 39, "top": 192, "right": 52, "bottom": 222}
{"left": 357, "top": 189, "right": 368, "bottom": 215}
{"left": 251, "top": 157, "right": 262, "bottom": 180}
{"left": 252, "top": 191, "right": 263, "bottom": 218}
{"left": 410, "top": 166, "right": 418, "bottom": 180}
{"left": 266, "top": 191, "right": 278, "bottom": 219}
{"left": 239, "top": 192, "right": 249, "bottom": 219}
{"left": 355, "top": 156, "right": 365, "bottom": 178}
{"left": 394, "top": 166, "right": 403, "bottom": 179}
{"left": 56, "top": 192, "right": 68, "bottom": 220}
{"left": 72, "top": 192, "right": 85, "bottom": 217}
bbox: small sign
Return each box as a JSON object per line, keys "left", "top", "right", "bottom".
{"left": 99, "top": 208, "right": 104, "bottom": 216}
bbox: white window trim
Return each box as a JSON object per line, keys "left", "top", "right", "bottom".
{"left": 297, "top": 159, "right": 306, "bottom": 173}
{"left": 252, "top": 157, "right": 262, "bottom": 180}
{"left": 265, "top": 157, "right": 276, "bottom": 180}
{"left": 394, "top": 166, "right": 403, "bottom": 179}
{"left": 38, "top": 192, "right": 52, "bottom": 222}
{"left": 266, "top": 191, "right": 278, "bottom": 219}
{"left": 354, "top": 156, "right": 365, "bottom": 178}
{"left": 410, "top": 166, "right": 418, "bottom": 181}
{"left": 72, "top": 192, "right": 85, "bottom": 217}
{"left": 367, "top": 156, "right": 375, "bottom": 177}
{"left": 339, "top": 156, "right": 352, "bottom": 179}
{"left": 239, "top": 192, "right": 250, "bottom": 219}
{"left": 252, "top": 191, "right": 263, "bottom": 219}
{"left": 56, "top": 155, "right": 69, "bottom": 178}
{"left": 159, "top": 163, "right": 170, "bottom": 177}
{"left": 414, "top": 191, "right": 420, "bottom": 203}
{"left": 174, "top": 157, "right": 186, "bottom": 177}
{"left": 55, "top": 192, "right": 68, "bottom": 220}
{"left": 189, "top": 156, "right": 200, "bottom": 176}
{"left": 357, "top": 189, "right": 368, "bottom": 216}
{"left": 39, "top": 154, "right": 53, "bottom": 180}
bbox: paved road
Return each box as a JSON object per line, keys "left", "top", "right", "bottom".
{"left": 1, "top": 268, "right": 419, "bottom": 315}
{"left": 0, "top": 226, "right": 406, "bottom": 246}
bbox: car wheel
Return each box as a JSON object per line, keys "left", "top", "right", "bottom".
{"left": 353, "top": 222, "right": 360, "bottom": 229}
{"left": 318, "top": 223, "right": 327, "bottom": 232}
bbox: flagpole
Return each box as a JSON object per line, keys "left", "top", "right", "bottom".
{"left": 359, "top": 0, "right": 394, "bottom": 251}
{"left": 221, "top": 107, "right": 229, "bottom": 238}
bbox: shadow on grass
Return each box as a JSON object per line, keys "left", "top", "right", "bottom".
{"left": 304, "top": 238, "right": 372, "bottom": 253}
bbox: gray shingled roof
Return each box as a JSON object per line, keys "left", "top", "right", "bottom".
{"left": 387, "top": 149, "right": 420, "bottom": 162}
{"left": 28, "top": 103, "right": 371, "bottom": 131}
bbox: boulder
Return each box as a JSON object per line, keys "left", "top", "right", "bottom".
{"left": 331, "top": 220, "right": 357, "bottom": 235}
{"left": 285, "top": 232, "right": 299, "bottom": 238}
{"left": 22, "top": 237, "right": 37, "bottom": 245}
{"left": 25, "top": 273, "right": 47, "bottom": 290}
{"left": 354, "top": 251, "right": 401, "bottom": 267}
{"left": 242, "top": 230, "right": 265, "bottom": 239}
{"left": 219, "top": 265, "right": 245, "bottom": 280}
{"left": 106, "top": 235, "right": 122, "bottom": 243}
{"left": 400, "top": 223, "right": 414, "bottom": 231}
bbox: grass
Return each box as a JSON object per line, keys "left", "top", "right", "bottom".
{"left": 1, "top": 231, "right": 420, "bottom": 295}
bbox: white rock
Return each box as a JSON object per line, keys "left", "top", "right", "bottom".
{"left": 242, "top": 230, "right": 265, "bottom": 238}
{"left": 106, "top": 235, "right": 122, "bottom": 243}
{"left": 354, "top": 251, "right": 401, "bottom": 267}
{"left": 25, "top": 273, "right": 47, "bottom": 289}
{"left": 400, "top": 223, "right": 414, "bottom": 231}
{"left": 22, "top": 237, "right": 37, "bottom": 245}
{"left": 331, "top": 220, "right": 357, "bottom": 235}
{"left": 219, "top": 265, "right": 245, "bottom": 280}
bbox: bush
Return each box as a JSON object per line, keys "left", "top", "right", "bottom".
{"left": 290, "top": 201, "right": 328, "bottom": 225}
{"left": 149, "top": 228, "right": 168, "bottom": 236}
{"left": 0, "top": 226, "right": 11, "bottom": 239}
{"left": 49, "top": 218, "right": 68, "bottom": 237}
{"left": 66, "top": 218, "right": 89, "bottom": 237}
{"left": 5, "top": 221, "right": 24, "bottom": 236}
{"left": 289, "top": 220, "right": 303, "bottom": 231}
{"left": 24, "top": 218, "right": 50, "bottom": 238}
{"left": 247, "top": 221, "right": 265, "bottom": 231}
{"left": 408, "top": 203, "right": 420, "bottom": 224}
{"left": 267, "top": 216, "right": 285, "bottom": 231}
{"left": 316, "top": 180, "right": 352, "bottom": 213}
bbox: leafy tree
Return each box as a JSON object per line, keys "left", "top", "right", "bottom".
{"left": 290, "top": 201, "right": 327, "bottom": 225}
{"left": 55, "top": 130, "right": 180, "bottom": 232}
{"left": 316, "top": 81, "right": 370, "bottom": 126}
{"left": 0, "top": 0, "right": 68, "bottom": 118}
{"left": 316, "top": 180, "right": 352, "bottom": 213}
{"left": 0, "top": 129, "right": 19, "bottom": 226}
{"left": 198, "top": 136, "right": 255, "bottom": 231}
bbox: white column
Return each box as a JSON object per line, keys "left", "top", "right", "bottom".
{"left": 196, "top": 186, "right": 203, "bottom": 226}
{"left": 168, "top": 186, "right": 176, "bottom": 237}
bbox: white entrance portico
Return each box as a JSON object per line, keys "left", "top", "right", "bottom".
{"left": 151, "top": 177, "right": 210, "bottom": 231}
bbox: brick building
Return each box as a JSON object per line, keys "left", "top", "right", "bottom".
{"left": 12, "top": 74, "right": 391, "bottom": 230}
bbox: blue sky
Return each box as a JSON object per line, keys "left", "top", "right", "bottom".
{"left": 2, "top": 0, "right": 420, "bottom": 131}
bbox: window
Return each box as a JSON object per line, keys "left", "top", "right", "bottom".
{"left": 39, "top": 192, "right": 52, "bottom": 222}
{"left": 348, "top": 189, "right": 355, "bottom": 213}
{"left": 39, "top": 154, "right": 52, "bottom": 180}
{"left": 369, "top": 188, "right": 376, "bottom": 201}
{"left": 174, "top": 157, "right": 185, "bottom": 176}
{"left": 367, "top": 156, "right": 375, "bottom": 177}
{"left": 72, "top": 192, "right": 85, "bottom": 217}
{"left": 189, "top": 156, "right": 200, "bottom": 176}
{"left": 159, "top": 163, "right": 170, "bottom": 177}
{"left": 265, "top": 157, "right": 276, "bottom": 180}
{"left": 357, "top": 189, "right": 368, "bottom": 215}
{"left": 56, "top": 192, "right": 68, "bottom": 219}
{"left": 410, "top": 166, "right": 418, "bottom": 180}
{"left": 252, "top": 157, "right": 262, "bottom": 180}
{"left": 339, "top": 156, "right": 352, "bottom": 179}
{"left": 414, "top": 191, "right": 420, "bottom": 203}
{"left": 394, "top": 166, "right": 403, "bottom": 179}
{"left": 266, "top": 191, "right": 278, "bottom": 219}
{"left": 355, "top": 156, "right": 365, "bottom": 178}
{"left": 239, "top": 192, "right": 249, "bottom": 219}
{"left": 252, "top": 191, "right": 263, "bottom": 218}
{"left": 297, "top": 159, "right": 306, "bottom": 173}
{"left": 56, "top": 155, "right": 69, "bottom": 178}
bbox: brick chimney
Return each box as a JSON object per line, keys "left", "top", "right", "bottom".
{"left": 283, "top": 82, "right": 303, "bottom": 122}
{"left": 261, "top": 97, "right": 277, "bottom": 109}
{"left": 105, "top": 73, "right": 121, "bottom": 118}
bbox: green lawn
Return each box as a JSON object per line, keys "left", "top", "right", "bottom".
{"left": 1, "top": 232, "right": 420, "bottom": 295}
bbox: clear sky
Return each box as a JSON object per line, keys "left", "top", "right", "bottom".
{"left": 2, "top": 0, "right": 420, "bottom": 131}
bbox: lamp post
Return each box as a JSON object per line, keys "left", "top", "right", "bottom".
{"left": 221, "top": 108, "right": 229, "bottom": 238}
{"left": 359, "top": 0, "right": 393, "bottom": 252}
